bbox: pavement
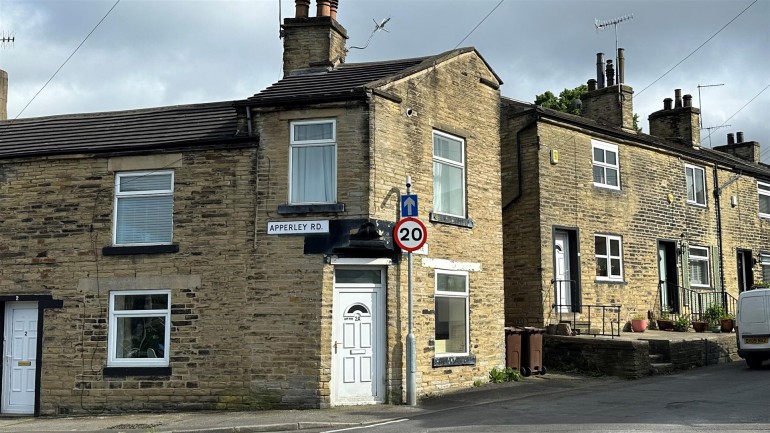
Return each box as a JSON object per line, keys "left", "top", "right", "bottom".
{"left": 0, "top": 372, "right": 618, "bottom": 433}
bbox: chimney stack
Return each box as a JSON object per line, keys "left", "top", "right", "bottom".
{"left": 714, "top": 132, "right": 761, "bottom": 163}
{"left": 648, "top": 89, "right": 701, "bottom": 146}
{"left": 281, "top": 0, "right": 348, "bottom": 76}
{"left": 581, "top": 51, "right": 634, "bottom": 131}
{"left": 737, "top": 131, "right": 745, "bottom": 143}
{"left": 0, "top": 69, "right": 7, "bottom": 121}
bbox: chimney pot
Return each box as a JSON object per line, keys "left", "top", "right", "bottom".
{"left": 737, "top": 131, "right": 745, "bottom": 143}
{"left": 294, "top": 0, "right": 310, "bottom": 18}
{"left": 675, "top": 89, "right": 682, "bottom": 108}
{"left": 317, "top": 0, "right": 331, "bottom": 17}
{"left": 663, "top": 98, "right": 673, "bottom": 110}
{"left": 587, "top": 79, "right": 597, "bottom": 91}
{"left": 617, "top": 48, "right": 625, "bottom": 84}
{"left": 329, "top": 0, "right": 338, "bottom": 20}
{"left": 727, "top": 133, "right": 735, "bottom": 144}
{"left": 683, "top": 94, "right": 692, "bottom": 108}
{"left": 596, "top": 53, "right": 606, "bottom": 89}
{"left": 606, "top": 60, "right": 615, "bottom": 86}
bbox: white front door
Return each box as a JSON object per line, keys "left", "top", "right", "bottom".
{"left": 332, "top": 268, "right": 385, "bottom": 405}
{"left": 554, "top": 232, "right": 571, "bottom": 312}
{"left": 2, "top": 302, "right": 38, "bottom": 414}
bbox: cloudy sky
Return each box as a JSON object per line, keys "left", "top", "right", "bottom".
{"left": 1, "top": 0, "right": 768, "bottom": 156}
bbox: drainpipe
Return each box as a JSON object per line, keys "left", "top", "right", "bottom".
{"left": 503, "top": 113, "right": 540, "bottom": 210}
{"left": 713, "top": 167, "right": 726, "bottom": 309}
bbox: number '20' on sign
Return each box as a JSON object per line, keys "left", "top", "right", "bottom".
{"left": 393, "top": 217, "right": 427, "bottom": 252}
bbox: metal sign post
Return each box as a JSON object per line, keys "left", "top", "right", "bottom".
{"left": 405, "top": 176, "right": 416, "bottom": 406}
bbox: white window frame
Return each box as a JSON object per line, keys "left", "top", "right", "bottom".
{"left": 758, "top": 181, "right": 770, "bottom": 219}
{"left": 685, "top": 164, "right": 707, "bottom": 207}
{"left": 591, "top": 140, "right": 620, "bottom": 190}
{"left": 289, "top": 119, "right": 337, "bottom": 205}
{"left": 434, "top": 269, "right": 469, "bottom": 357}
{"left": 595, "top": 234, "right": 624, "bottom": 281}
{"left": 761, "top": 252, "right": 770, "bottom": 283}
{"left": 107, "top": 290, "right": 171, "bottom": 367}
{"left": 113, "top": 170, "right": 174, "bottom": 246}
{"left": 432, "top": 131, "right": 466, "bottom": 218}
{"left": 688, "top": 246, "right": 711, "bottom": 288}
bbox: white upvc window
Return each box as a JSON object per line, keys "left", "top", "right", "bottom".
{"left": 592, "top": 140, "right": 620, "bottom": 190}
{"left": 685, "top": 164, "right": 707, "bottom": 206}
{"left": 758, "top": 182, "right": 770, "bottom": 218}
{"left": 108, "top": 290, "right": 171, "bottom": 367}
{"left": 434, "top": 270, "right": 469, "bottom": 356}
{"left": 761, "top": 253, "right": 770, "bottom": 282}
{"left": 432, "top": 131, "right": 466, "bottom": 218}
{"left": 289, "top": 119, "right": 337, "bottom": 204}
{"left": 595, "top": 234, "right": 623, "bottom": 281}
{"left": 688, "top": 246, "right": 711, "bottom": 287}
{"left": 113, "top": 171, "right": 174, "bottom": 246}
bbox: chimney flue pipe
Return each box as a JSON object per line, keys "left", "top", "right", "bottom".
{"left": 675, "top": 89, "right": 682, "bottom": 108}
{"left": 317, "top": 0, "right": 331, "bottom": 17}
{"left": 617, "top": 48, "right": 625, "bottom": 84}
{"left": 727, "top": 133, "right": 735, "bottom": 145}
{"left": 606, "top": 60, "right": 615, "bottom": 86}
{"left": 596, "top": 53, "right": 605, "bottom": 89}
{"left": 329, "top": 0, "right": 338, "bottom": 20}
{"left": 295, "top": 0, "right": 310, "bottom": 18}
{"left": 587, "top": 79, "right": 597, "bottom": 91}
{"left": 737, "top": 131, "right": 745, "bottom": 143}
{"left": 683, "top": 94, "right": 692, "bottom": 108}
{"left": 663, "top": 98, "right": 673, "bottom": 110}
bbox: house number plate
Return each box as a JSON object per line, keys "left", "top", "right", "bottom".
{"left": 744, "top": 337, "right": 768, "bottom": 345}
{"left": 18, "top": 361, "right": 32, "bottom": 367}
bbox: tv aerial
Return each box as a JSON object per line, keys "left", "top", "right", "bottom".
{"left": 350, "top": 17, "right": 391, "bottom": 50}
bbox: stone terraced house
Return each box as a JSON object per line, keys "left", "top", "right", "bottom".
{"left": 0, "top": 0, "right": 504, "bottom": 416}
{"left": 502, "top": 51, "right": 770, "bottom": 331}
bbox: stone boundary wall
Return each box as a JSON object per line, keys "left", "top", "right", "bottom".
{"left": 544, "top": 334, "right": 740, "bottom": 378}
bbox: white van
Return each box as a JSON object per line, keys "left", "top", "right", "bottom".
{"left": 737, "top": 288, "right": 770, "bottom": 369}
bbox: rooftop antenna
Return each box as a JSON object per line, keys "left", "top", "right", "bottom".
{"left": 702, "top": 124, "right": 731, "bottom": 147}
{"left": 697, "top": 83, "right": 725, "bottom": 130}
{"left": 595, "top": 14, "right": 633, "bottom": 85}
{"left": 350, "top": 17, "right": 390, "bottom": 50}
{"left": 1, "top": 31, "right": 14, "bottom": 48}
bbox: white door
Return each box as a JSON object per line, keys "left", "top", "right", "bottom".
{"left": 332, "top": 268, "right": 384, "bottom": 405}
{"left": 2, "top": 302, "right": 38, "bottom": 414}
{"left": 658, "top": 244, "right": 669, "bottom": 308}
{"left": 554, "top": 232, "right": 571, "bottom": 313}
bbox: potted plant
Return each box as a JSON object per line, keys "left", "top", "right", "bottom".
{"left": 703, "top": 304, "right": 725, "bottom": 333}
{"left": 720, "top": 312, "right": 735, "bottom": 333}
{"left": 656, "top": 307, "right": 674, "bottom": 331}
{"left": 691, "top": 317, "right": 708, "bottom": 333}
{"left": 673, "top": 314, "right": 690, "bottom": 332}
{"left": 631, "top": 313, "right": 647, "bottom": 333}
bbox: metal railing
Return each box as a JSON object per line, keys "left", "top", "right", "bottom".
{"left": 551, "top": 303, "right": 622, "bottom": 338}
{"left": 681, "top": 286, "right": 737, "bottom": 321}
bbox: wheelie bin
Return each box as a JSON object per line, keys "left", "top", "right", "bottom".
{"left": 504, "top": 327, "right": 523, "bottom": 370}
{"left": 520, "top": 327, "right": 547, "bottom": 377}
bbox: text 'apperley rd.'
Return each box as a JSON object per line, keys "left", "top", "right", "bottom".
{"left": 267, "top": 220, "right": 330, "bottom": 235}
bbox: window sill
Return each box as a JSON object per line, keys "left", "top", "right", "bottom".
{"left": 103, "top": 366, "right": 171, "bottom": 377}
{"left": 277, "top": 203, "right": 344, "bottom": 215}
{"left": 686, "top": 202, "right": 708, "bottom": 208}
{"left": 103, "top": 244, "right": 179, "bottom": 256}
{"left": 432, "top": 355, "right": 476, "bottom": 368}
{"left": 429, "top": 213, "right": 474, "bottom": 228}
{"left": 594, "top": 279, "right": 627, "bottom": 285}
{"left": 592, "top": 184, "right": 622, "bottom": 192}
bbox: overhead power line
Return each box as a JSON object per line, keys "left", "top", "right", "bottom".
{"left": 454, "top": 0, "right": 505, "bottom": 49}
{"left": 635, "top": 0, "right": 757, "bottom": 98}
{"left": 11, "top": 0, "right": 122, "bottom": 121}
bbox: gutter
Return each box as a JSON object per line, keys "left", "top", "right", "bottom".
{"left": 503, "top": 113, "right": 539, "bottom": 210}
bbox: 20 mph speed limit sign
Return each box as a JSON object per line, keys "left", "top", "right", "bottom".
{"left": 393, "top": 217, "right": 427, "bottom": 252}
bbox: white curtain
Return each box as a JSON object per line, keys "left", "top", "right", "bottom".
{"left": 291, "top": 144, "right": 334, "bottom": 203}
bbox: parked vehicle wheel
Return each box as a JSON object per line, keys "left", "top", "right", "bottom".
{"left": 746, "top": 357, "right": 764, "bottom": 370}
{"left": 520, "top": 366, "right": 531, "bottom": 377}
{"left": 539, "top": 366, "right": 547, "bottom": 375}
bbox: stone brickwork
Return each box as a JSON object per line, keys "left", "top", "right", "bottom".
{"left": 502, "top": 103, "right": 770, "bottom": 327}
{"left": 580, "top": 85, "right": 634, "bottom": 131}
{"left": 649, "top": 104, "right": 700, "bottom": 146}
{"left": 281, "top": 17, "right": 348, "bottom": 74}
{"left": 544, "top": 335, "right": 650, "bottom": 378}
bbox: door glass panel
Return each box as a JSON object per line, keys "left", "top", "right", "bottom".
{"left": 336, "top": 269, "right": 381, "bottom": 284}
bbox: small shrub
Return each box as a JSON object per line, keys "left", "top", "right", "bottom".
{"left": 504, "top": 367, "right": 523, "bottom": 382}
{"left": 473, "top": 379, "right": 484, "bottom": 387}
{"left": 673, "top": 314, "right": 690, "bottom": 332}
{"left": 489, "top": 367, "right": 523, "bottom": 383}
{"left": 703, "top": 304, "right": 725, "bottom": 326}
{"left": 489, "top": 367, "right": 506, "bottom": 383}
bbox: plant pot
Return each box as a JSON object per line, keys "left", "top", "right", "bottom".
{"left": 631, "top": 319, "right": 647, "bottom": 333}
{"left": 720, "top": 318, "right": 734, "bottom": 333}
{"left": 711, "top": 325, "right": 721, "bottom": 333}
{"left": 692, "top": 321, "right": 708, "bottom": 333}
{"left": 656, "top": 319, "right": 674, "bottom": 331}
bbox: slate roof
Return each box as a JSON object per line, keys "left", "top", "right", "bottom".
{"left": 244, "top": 47, "right": 500, "bottom": 107}
{"left": 0, "top": 101, "right": 248, "bottom": 159}
{"left": 503, "top": 97, "right": 770, "bottom": 180}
